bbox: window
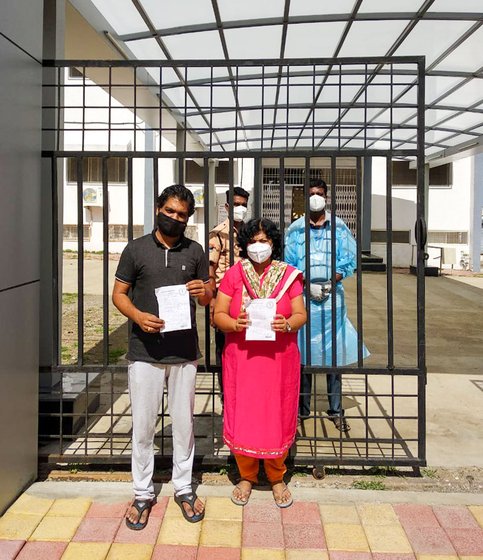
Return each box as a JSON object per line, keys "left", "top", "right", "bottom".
{"left": 185, "top": 160, "right": 230, "bottom": 184}
{"left": 67, "top": 157, "right": 128, "bottom": 184}
{"left": 392, "top": 161, "right": 452, "bottom": 187}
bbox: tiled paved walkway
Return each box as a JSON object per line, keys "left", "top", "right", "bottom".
{"left": 1, "top": 490, "right": 482, "bottom": 560}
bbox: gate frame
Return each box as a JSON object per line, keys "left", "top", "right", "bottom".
{"left": 40, "top": 56, "right": 427, "bottom": 468}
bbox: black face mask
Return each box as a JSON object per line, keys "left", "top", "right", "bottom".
{"left": 157, "top": 212, "right": 187, "bottom": 238}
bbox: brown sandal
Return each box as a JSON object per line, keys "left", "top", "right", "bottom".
{"left": 271, "top": 482, "right": 293, "bottom": 508}
{"left": 231, "top": 480, "right": 253, "bottom": 506}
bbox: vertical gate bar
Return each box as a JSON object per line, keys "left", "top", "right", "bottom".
{"left": 102, "top": 157, "right": 109, "bottom": 366}
{"left": 228, "top": 158, "right": 235, "bottom": 267}
{"left": 364, "top": 64, "right": 368, "bottom": 150}
{"left": 52, "top": 157, "right": 60, "bottom": 367}
{"left": 159, "top": 66, "right": 163, "bottom": 152}
{"left": 184, "top": 66, "right": 188, "bottom": 154}
{"left": 330, "top": 156, "right": 342, "bottom": 457}
{"left": 386, "top": 156, "right": 395, "bottom": 459}
{"left": 133, "top": 66, "right": 137, "bottom": 152}
{"left": 108, "top": 66, "right": 112, "bottom": 152}
{"left": 153, "top": 157, "right": 158, "bottom": 225}
{"left": 312, "top": 64, "right": 316, "bottom": 150}
{"left": 203, "top": 160, "right": 213, "bottom": 421}
{"left": 56, "top": 67, "right": 61, "bottom": 152}
{"left": 261, "top": 65, "right": 265, "bottom": 151}
{"left": 285, "top": 65, "right": 289, "bottom": 152}
{"left": 356, "top": 157, "right": 363, "bottom": 367}
{"left": 127, "top": 158, "right": 134, "bottom": 242}
{"left": 254, "top": 158, "right": 261, "bottom": 218}
{"left": 82, "top": 66, "right": 86, "bottom": 152}
{"left": 76, "top": 157, "right": 84, "bottom": 366}
{"left": 279, "top": 158, "right": 285, "bottom": 253}
{"left": 386, "top": 157, "right": 394, "bottom": 371}
{"left": 235, "top": 65, "right": 239, "bottom": 151}
{"left": 338, "top": 64, "right": 342, "bottom": 150}
{"left": 389, "top": 63, "right": 395, "bottom": 460}
{"left": 416, "top": 57, "right": 426, "bottom": 463}
{"left": 209, "top": 66, "right": 213, "bottom": 152}
{"left": 304, "top": 157, "right": 311, "bottom": 368}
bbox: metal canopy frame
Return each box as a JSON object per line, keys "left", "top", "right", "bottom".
{"left": 68, "top": 0, "right": 483, "bottom": 161}
{"left": 40, "top": 56, "right": 427, "bottom": 468}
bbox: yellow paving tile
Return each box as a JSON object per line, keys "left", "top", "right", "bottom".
{"left": 319, "top": 504, "right": 360, "bottom": 524}
{"left": 62, "top": 542, "right": 111, "bottom": 560}
{"left": 358, "top": 503, "right": 400, "bottom": 526}
{"left": 364, "top": 524, "right": 413, "bottom": 553}
{"left": 0, "top": 513, "right": 43, "bottom": 540}
{"left": 200, "top": 519, "right": 242, "bottom": 547}
{"left": 469, "top": 506, "right": 483, "bottom": 528}
{"left": 47, "top": 498, "right": 91, "bottom": 518}
{"left": 106, "top": 544, "right": 153, "bottom": 560}
{"left": 417, "top": 556, "right": 459, "bottom": 560}
{"left": 157, "top": 517, "right": 201, "bottom": 546}
{"left": 7, "top": 494, "right": 54, "bottom": 516}
{"left": 460, "top": 557, "right": 483, "bottom": 560}
{"left": 325, "top": 523, "right": 370, "bottom": 551}
{"left": 286, "top": 550, "right": 329, "bottom": 560}
{"left": 241, "top": 549, "right": 285, "bottom": 560}
{"left": 203, "top": 497, "right": 243, "bottom": 521}
{"left": 29, "top": 516, "right": 82, "bottom": 541}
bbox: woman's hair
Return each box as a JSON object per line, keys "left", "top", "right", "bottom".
{"left": 238, "top": 218, "right": 282, "bottom": 260}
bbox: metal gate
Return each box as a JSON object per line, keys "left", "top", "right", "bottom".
{"left": 40, "top": 57, "right": 426, "bottom": 467}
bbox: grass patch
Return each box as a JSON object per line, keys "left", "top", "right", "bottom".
{"left": 367, "top": 466, "right": 405, "bottom": 478}
{"left": 352, "top": 479, "right": 386, "bottom": 490}
{"left": 422, "top": 467, "right": 438, "bottom": 479}
{"left": 109, "top": 347, "right": 126, "bottom": 363}
{"left": 62, "top": 293, "right": 78, "bottom": 305}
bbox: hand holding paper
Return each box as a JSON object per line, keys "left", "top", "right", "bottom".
{"left": 245, "top": 298, "right": 276, "bottom": 341}
{"left": 155, "top": 284, "right": 191, "bottom": 333}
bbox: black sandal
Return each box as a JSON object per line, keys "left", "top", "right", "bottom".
{"left": 174, "top": 492, "right": 205, "bottom": 523}
{"left": 125, "top": 497, "right": 156, "bottom": 531}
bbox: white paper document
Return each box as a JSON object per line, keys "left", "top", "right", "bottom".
{"left": 155, "top": 284, "right": 191, "bottom": 333}
{"left": 245, "top": 298, "right": 276, "bottom": 341}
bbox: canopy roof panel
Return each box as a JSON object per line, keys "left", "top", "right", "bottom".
{"left": 67, "top": 0, "right": 483, "bottom": 159}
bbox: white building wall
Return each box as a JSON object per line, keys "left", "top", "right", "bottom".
{"left": 371, "top": 156, "right": 472, "bottom": 268}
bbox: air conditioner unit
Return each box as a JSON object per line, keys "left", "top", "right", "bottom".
{"left": 83, "top": 187, "right": 103, "bottom": 207}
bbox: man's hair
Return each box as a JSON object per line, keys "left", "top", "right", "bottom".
{"left": 238, "top": 218, "right": 282, "bottom": 260}
{"left": 157, "top": 184, "right": 195, "bottom": 217}
{"left": 309, "top": 178, "right": 328, "bottom": 195}
{"left": 226, "top": 186, "right": 250, "bottom": 203}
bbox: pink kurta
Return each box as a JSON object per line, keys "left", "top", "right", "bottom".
{"left": 219, "top": 261, "right": 303, "bottom": 459}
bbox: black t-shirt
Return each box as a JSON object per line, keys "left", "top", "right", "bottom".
{"left": 115, "top": 231, "right": 209, "bottom": 364}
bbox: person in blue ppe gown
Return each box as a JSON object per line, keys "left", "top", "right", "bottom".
{"left": 284, "top": 178, "right": 369, "bottom": 432}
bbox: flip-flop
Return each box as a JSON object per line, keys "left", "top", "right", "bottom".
{"left": 125, "top": 498, "right": 156, "bottom": 530}
{"left": 231, "top": 481, "right": 253, "bottom": 506}
{"left": 174, "top": 492, "right": 205, "bottom": 523}
{"left": 272, "top": 483, "right": 293, "bottom": 508}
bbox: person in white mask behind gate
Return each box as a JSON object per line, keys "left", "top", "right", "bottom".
{"left": 208, "top": 186, "right": 250, "bottom": 404}
{"left": 112, "top": 184, "right": 212, "bottom": 529}
{"left": 284, "top": 178, "right": 369, "bottom": 433}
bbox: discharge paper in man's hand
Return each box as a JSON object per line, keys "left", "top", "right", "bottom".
{"left": 155, "top": 284, "right": 191, "bottom": 332}
{"left": 245, "top": 298, "right": 276, "bottom": 341}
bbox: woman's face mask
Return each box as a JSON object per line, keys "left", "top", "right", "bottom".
{"left": 157, "top": 211, "right": 187, "bottom": 238}
{"left": 309, "top": 194, "right": 326, "bottom": 213}
{"left": 247, "top": 242, "right": 272, "bottom": 264}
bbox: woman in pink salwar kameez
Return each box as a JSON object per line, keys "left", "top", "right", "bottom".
{"left": 214, "top": 218, "right": 307, "bottom": 508}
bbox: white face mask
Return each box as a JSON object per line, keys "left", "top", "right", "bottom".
{"left": 247, "top": 242, "right": 272, "bottom": 264}
{"left": 309, "top": 194, "right": 326, "bottom": 213}
{"left": 232, "top": 205, "right": 247, "bottom": 222}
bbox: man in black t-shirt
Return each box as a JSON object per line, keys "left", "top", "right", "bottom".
{"left": 113, "top": 184, "right": 212, "bottom": 528}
